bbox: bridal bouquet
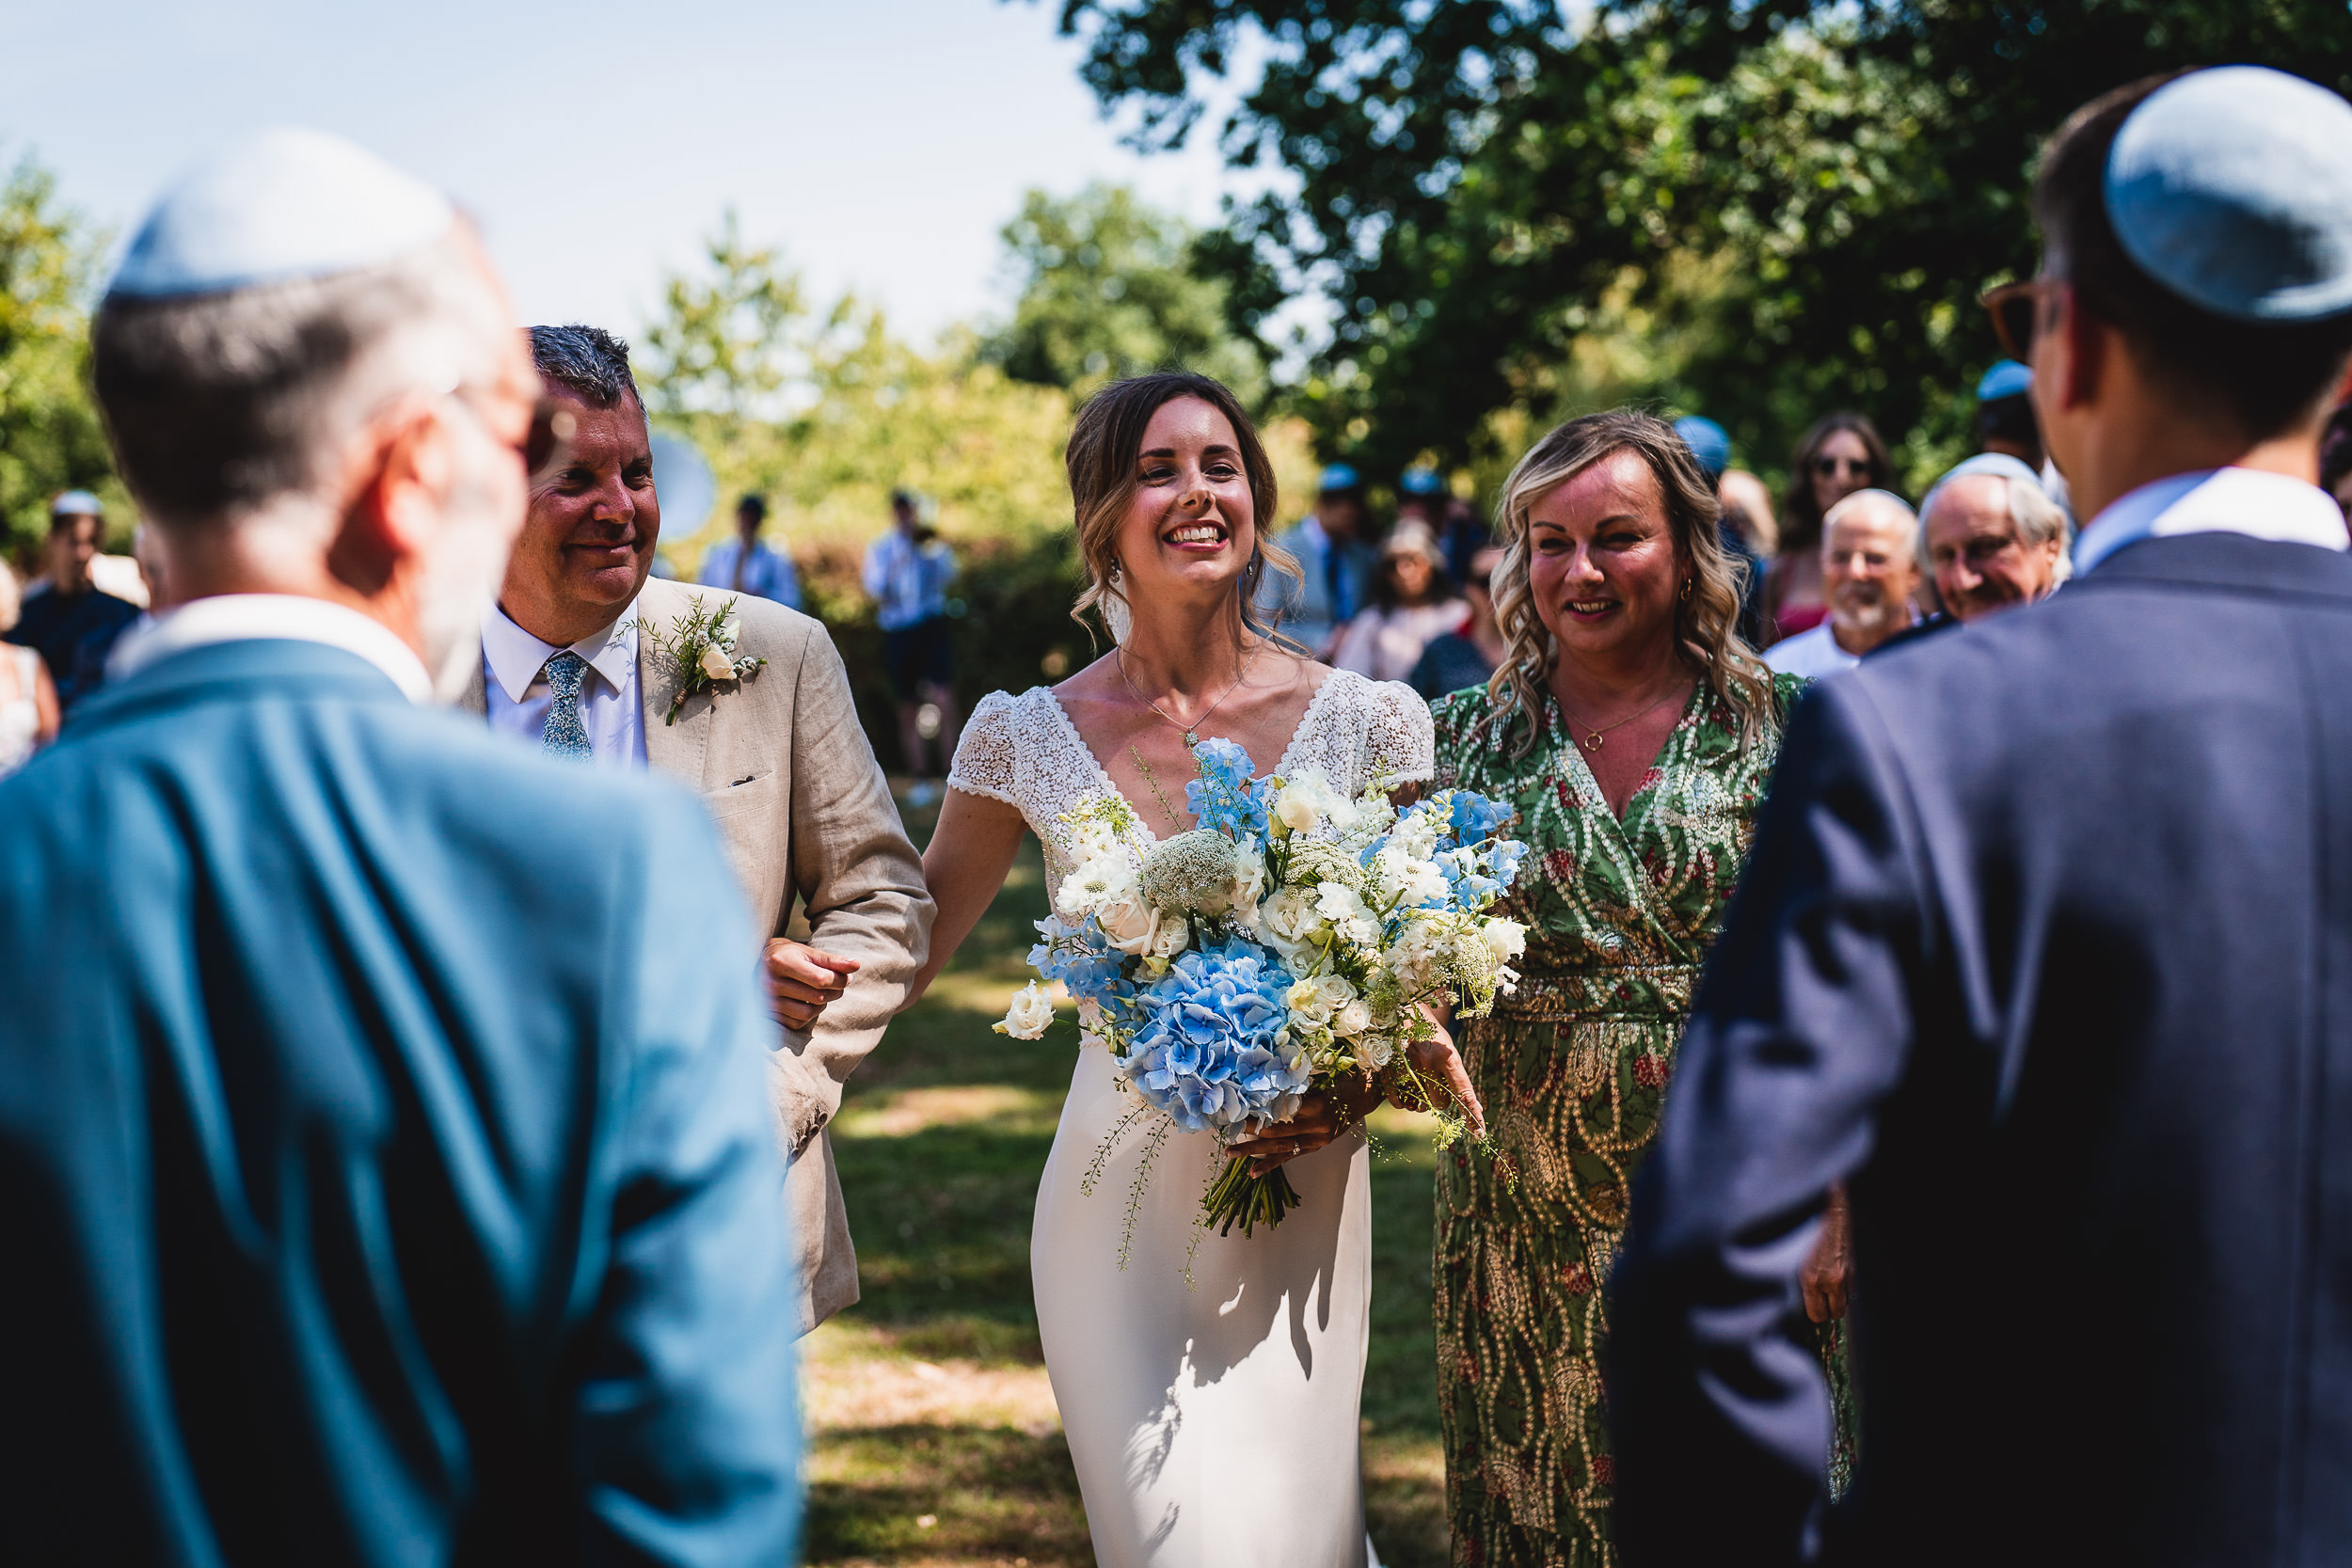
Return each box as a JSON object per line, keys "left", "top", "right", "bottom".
{"left": 996, "top": 739, "right": 1527, "bottom": 1238}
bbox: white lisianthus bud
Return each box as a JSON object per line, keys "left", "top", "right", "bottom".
{"left": 1273, "top": 784, "right": 1324, "bottom": 834}
{"left": 1145, "top": 909, "right": 1192, "bottom": 960}
{"left": 1287, "top": 977, "right": 1333, "bottom": 1023}
{"left": 1484, "top": 918, "right": 1529, "bottom": 963}
{"left": 699, "top": 644, "right": 738, "bottom": 682}
{"left": 994, "top": 981, "right": 1056, "bottom": 1039}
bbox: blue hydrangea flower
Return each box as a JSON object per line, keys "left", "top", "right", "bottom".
{"left": 1186, "top": 738, "right": 1271, "bottom": 842}
{"left": 1123, "top": 936, "right": 1308, "bottom": 1133}
{"left": 1030, "top": 921, "right": 1130, "bottom": 1004}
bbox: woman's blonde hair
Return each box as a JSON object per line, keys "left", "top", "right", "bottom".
{"left": 1063, "top": 372, "right": 1302, "bottom": 645}
{"left": 1485, "top": 408, "right": 1782, "bottom": 755}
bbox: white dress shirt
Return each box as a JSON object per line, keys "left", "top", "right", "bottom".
{"left": 108, "top": 593, "right": 432, "bottom": 700}
{"left": 1763, "top": 621, "right": 1860, "bottom": 678}
{"left": 480, "top": 598, "right": 647, "bottom": 769}
{"left": 2074, "top": 467, "right": 2351, "bottom": 575}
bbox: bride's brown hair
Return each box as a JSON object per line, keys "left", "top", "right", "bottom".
{"left": 1064, "top": 371, "right": 1303, "bottom": 644}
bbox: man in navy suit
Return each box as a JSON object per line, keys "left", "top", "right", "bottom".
{"left": 0, "top": 130, "right": 802, "bottom": 1563}
{"left": 1612, "top": 69, "right": 2352, "bottom": 1566}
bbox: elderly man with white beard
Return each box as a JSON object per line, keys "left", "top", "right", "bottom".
{"left": 1764, "top": 487, "right": 1922, "bottom": 676}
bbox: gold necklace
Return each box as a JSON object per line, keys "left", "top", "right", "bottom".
{"left": 1116, "top": 645, "right": 1259, "bottom": 748}
{"left": 1562, "top": 687, "right": 1685, "bottom": 753}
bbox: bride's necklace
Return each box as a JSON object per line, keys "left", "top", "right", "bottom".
{"left": 1561, "top": 685, "right": 1685, "bottom": 753}
{"left": 1117, "top": 645, "right": 1259, "bottom": 748}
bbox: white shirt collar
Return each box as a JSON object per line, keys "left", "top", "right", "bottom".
{"left": 481, "top": 596, "right": 640, "bottom": 705}
{"left": 2074, "top": 467, "right": 2349, "bottom": 576}
{"left": 107, "top": 594, "right": 432, "bottom": 702}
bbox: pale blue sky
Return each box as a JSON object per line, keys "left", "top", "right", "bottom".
{"left": 13, "top": 0, "right": 1248, "bottom": 341}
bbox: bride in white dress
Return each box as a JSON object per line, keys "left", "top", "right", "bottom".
{"left": 913, "top": 373, "right": 1479, "bottom": 1567}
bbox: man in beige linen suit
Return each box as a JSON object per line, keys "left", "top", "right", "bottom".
{"left": 468, "top": 324, "right": 931, "bottom": 1333}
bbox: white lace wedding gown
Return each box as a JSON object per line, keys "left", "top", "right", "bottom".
{"left": 949, "top": 669, "right": 1434, "bottom": 1568}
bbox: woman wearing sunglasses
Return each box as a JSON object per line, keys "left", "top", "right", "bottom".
{"left": 1766, "top": 413, "right": 1895, "bottom": 642}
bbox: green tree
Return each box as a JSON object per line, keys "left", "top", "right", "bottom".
{"left": 0, "top": 149, "right": 117, "bottom": 567}
{"left": 1050, "top": 0, "right": 2352, "bottom": 491}
{"left": 983, "top": 182, "right": 1265, "bottom": 401}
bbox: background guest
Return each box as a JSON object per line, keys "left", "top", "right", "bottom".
{"left": 1330, "top": 518, "right": 1465, "bottom": 682}
{"left": 1427, "top": 409, "right": 1849, "bottom": 1567}
{"left": 1976, "top": 357, "right": 2045, "bottom": 469}
{"left": 1918, "top": 452, "right": 2069, "bottom": 623}
{"left": 1766, "top": 488, "right": 1922, "bottom": 676}
{"left": 1768, "top": 412, "right": 1896, "bottom": 642}
{"left": 0, "top": 632, "right": 59, "bottom": 776}
{"left": 862, "top": 486, "right": 961, "bottom": 805}
{"left": 1675, "top": 414, "right": 1770, "bottom": 645}
{"left": 1261, "top": 461, "right": 1375, "bottom": 655}
{"left": 699, "top": 491, "right": 803, "bottom": 608}
{"left": 1717, "top": 467, "right": 1780, "bottom": 555}
{"left": 6, "top": 490, "right": 141, "bottom": 714}
{"left": 0, "top": 128, "right": 802, "bottom": 1562}
{"left": 1409, "top": 541, "right": 1506, "bottom": 700}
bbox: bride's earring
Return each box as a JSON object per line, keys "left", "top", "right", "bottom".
{"left": 1104, "top": 562, "right": 1132, "bottom": 644}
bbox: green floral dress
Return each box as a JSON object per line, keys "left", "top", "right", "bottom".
{"left": 1428, "top": 673, "right": 1850, "bottom": 1568}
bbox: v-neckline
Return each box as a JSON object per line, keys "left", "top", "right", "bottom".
{"left": 1552, "top": 683, "right": 1706, "bottom": 831}
{"left": 1043, "top": 670, "right": 1345, "bottom": 846}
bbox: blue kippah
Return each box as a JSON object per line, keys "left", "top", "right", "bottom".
{"left": 1398, "top": 467, "right": 1444, "bottom": 496}
{"left": 1671, "top": 416, "right": 1730, "bottom": 479}
{"left": 50, "top": 490, "right": 103, "bottom": 518}
{"left": 1976, "top": 359, "right": 2032, "bottom": 402}
{"left": 108, "top": 127, "right": 453, "bottom": 299}
{"left": 2105, "top": 67, "right": 2352, "bottom": 323}
{"left": 1319, "top": 463, "right": 1360, "bottom": 492}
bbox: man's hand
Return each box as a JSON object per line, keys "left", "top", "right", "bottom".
{"left": 765, "top": 940, "right": 859, "bottom": 1031}
{"left": 1801, "top": 1183, "right": 1853, "bottom": 1323}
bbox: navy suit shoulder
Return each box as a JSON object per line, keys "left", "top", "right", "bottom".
{"left": 1615, "top": 536, "right": 2352, "bottom": 1567}
{"left": 0, "top": 639, "right": 799, "bottom": 1565}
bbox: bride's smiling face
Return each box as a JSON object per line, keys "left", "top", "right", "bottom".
{"left": 1115, "top": 396, "right": 1257, "bottom": 603}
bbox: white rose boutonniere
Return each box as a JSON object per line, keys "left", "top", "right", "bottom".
{"left": 637, "top": 595, "right": 768, "bottom": 724}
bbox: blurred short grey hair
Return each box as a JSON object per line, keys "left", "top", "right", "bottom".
{"left": 92, "top": 229, "right": 505, "bottom": 528}
{"left": 1920, "top": 472, "right": 2074, "bottom": 584}
{"left": 1820, "top": 487, "right": 1920, "bottom": 557}
{"left": 528, "top": 324, "right": 643, "bottom": 417}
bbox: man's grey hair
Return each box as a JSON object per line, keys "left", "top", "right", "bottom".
{"left": 1919, "top": 471, "right": 2074, "bottom": 584}
{"left": 92, "top": 230, "right": 506, "bottom": 528}
{"left": 529, "top": 324, "right": 643, "bottom": 416}
{"left": 1820, "top": 487, "right": 1920, "bottom": 556}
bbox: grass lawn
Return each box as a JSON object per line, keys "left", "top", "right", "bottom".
{"left": 802, "top": 799, "right": 1451, "bottom": 1567}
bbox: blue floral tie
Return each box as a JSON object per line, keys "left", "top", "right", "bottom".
{"left": 541, "top": 650, "right": 592, "bottom": 763}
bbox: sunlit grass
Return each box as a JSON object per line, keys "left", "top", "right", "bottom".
{"left": 803, "top": 799, "right": 1447, "bottom": 1566}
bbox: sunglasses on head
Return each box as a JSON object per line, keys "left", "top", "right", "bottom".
{"left": 1981, "top": 279, "right": 2048, "bottom": 361}
{"left": 1813, "top": 455, "right": 1872, "bottom": 478}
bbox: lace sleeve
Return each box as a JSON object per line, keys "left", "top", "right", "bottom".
{"left": 946, "top": 689, "right": 1022, "bottom": 808}
{"left": 1365, "top": 678, "right": 1437, "bottom": 784}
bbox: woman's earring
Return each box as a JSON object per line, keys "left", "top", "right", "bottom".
{"left": 1679, "top": 577, "right": 1693, "bottom": 603}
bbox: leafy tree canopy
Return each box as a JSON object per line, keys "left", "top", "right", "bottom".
{"left": 0, "top": 149, "right": 119, "bottom": 568}
{"left": 983, "top": 182, "right": 1265, "bottom": 402}
{"left": 1050, "top": 0, "right": 2352, "bottom": 492}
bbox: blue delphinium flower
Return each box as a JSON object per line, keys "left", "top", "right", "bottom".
{"left": 1185, "top": 738, "right": 1271, "bottom": 843}
{"left": 1449, "top": 789, "right": 1518, "bottom": 847}
{"left": 1124, "top": 936, "right": 1306, "bottom": 1133}
{"left": 1031, "top": 920, "right": 1130, "bottom": 1004}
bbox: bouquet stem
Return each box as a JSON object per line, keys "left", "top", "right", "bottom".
{"left": 1203, "top": 1154, "right": 1303, "bottom": 1237}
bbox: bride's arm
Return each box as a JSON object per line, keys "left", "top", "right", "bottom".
{"left": 905, "top": 787, "right": 1029, "bottom": 1005}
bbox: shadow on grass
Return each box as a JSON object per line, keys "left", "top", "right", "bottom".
{"left": 810, "top": 796, "right": 1449, "bottom": 1565}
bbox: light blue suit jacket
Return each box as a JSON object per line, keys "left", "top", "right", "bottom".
{"left": 0, "top": 637, "right": 800, "bottom": 1566}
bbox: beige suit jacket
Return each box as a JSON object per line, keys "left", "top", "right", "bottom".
{"left": 465, "top": 576, "right": 931, "bottom": 1333}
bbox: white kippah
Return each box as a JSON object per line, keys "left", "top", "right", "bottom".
{"left": 107, "top": 127, "right": 453, "bottom": 299}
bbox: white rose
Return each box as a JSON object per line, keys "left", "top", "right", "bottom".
{"left": 1332, "top": 998, "right": 1374, "bottom": 1037}
{"left": 993, "top": 981, "right": 1056, "bottom": 1039}
{"left": 1313, "top": 973, "right": 1359, "bottom": 1010}
{"left": 1484, "top": 918, "right": 1529, "bottom": 963}
{"left": 1272, "top": 786, "right": 1322, "bottom": 834}
{"left": 699, "top": 644, "right": 737, "bottom": 682}
{"left": 1262, "top": 886, "right": 1322, "bottom": 944}
{"left": 1098, "top": 890, "right": 1160, "bottom": 955}
{"left": 1145, "top": 909, "right": 1192, "bottom": 960}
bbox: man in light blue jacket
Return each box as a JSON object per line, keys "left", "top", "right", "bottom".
{"left": 0, "top": 129, "right": 801, "bottom": 1565}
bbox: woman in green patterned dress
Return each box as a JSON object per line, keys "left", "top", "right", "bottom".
{"left": 1425, "top": 410, "right": 1851, "bottom": 1566}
